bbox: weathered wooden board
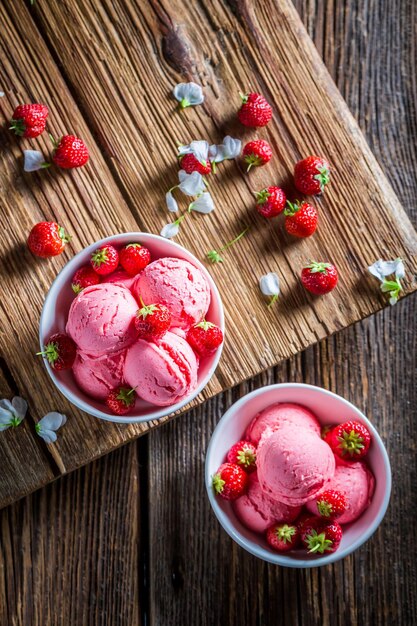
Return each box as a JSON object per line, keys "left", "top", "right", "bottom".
{"left": 0, "top": 0, "right": 416, "bottom": 508}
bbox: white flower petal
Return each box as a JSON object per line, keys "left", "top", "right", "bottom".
{"left": 38, "top": 411, "right": 67, "bottom": 431}
{"left": 368, "top": 258, "right": 405, "bottom": 282}
{"left": 395, "top": 259, "right": 405, "bottom": 279}
{"left": 0, "top": 399, "right": 14, "bottom": 416}
{"left": 0, "top": 92, "right": 4, "bottom": 98}
{"left": 178, "top": 169, "right": 188, "bottom": 183}
{"left": 166, "top": 191, "right": 179, "bottom": 213}
{"left": 160, "top": 222, "right": 180, "bottom": 239}
{"left": 211, "top": 145, "right": 227, "bottom": 163}
{"left": 223, "top": 135, "right": 242, "bottom": 159}
{"left": 178, "top": 170, "right": 206, "bottom": 196}
{"left": 259, "top": 272, "right": 280, "bottom": 297}
{"left": 23, "top": 150, "right": 45, "bottom": 172}
{"left": 209, "top": 144, "right": 218, "bottom": 159}
{"left": 189, "top": 140, "right": 209, "bottom": 162}
{"left": 189, "top": 192, "right": 215, "bottom": 214}
{"left": 173, "top": 82, "right": 204, "bottom": 106}
{"left": 37, "top": 429, "right": 57, "bottom": 444}
{"left": 12, "top": 396, "right": 27, "bottom": 419}
{"left": 178, "top": 144, "right": 192, "bottom": 156}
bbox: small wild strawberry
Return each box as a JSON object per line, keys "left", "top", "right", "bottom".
{"left": 314, "top": 489, "right": 347, "bottom": 520}
{"left": 327, "top": 420, "right": 371, "bottom": 461}
{"left": 71, "top": 265, "right": 101, "bottom": 293}
{"left": 187, "top": 320, "right": 224, "bottom": 357}
{"left": 37, "top": 333, "right": 76, "bottom": 371}
{"left": 255, "top": 186, "right": 286, "bottom": 218}
{"left": 52, "top": 135, "right": 89, "bottom": 169}
{"left": 90, "top": 245, "right": 119, "bottom": 276}
{"left": 180, "top": 153, "right": 212, "bottom": 175}
{"left": 227, "top": 440, "right": 257, "bottom": 473}
{"left": 10, "top": 103, "right": 48, "bottom": 138}
{"left": 27, "top": 221, "right": 71, "bottom": 258}
{"left": 106, "top": 386, "right": 136, "bottom": 416}
{"left": 238, "top": 92, "right": 272, "bottom": 127}
{"left": 301, "top": 261, "right": 338, "bottom": 295}
{"left": 135, "top": 301, "right": 171, "bottom": 340}
{"left": 242, "top": 140, "right": 272, "bottom": 172}
{"left": 212, "top": 463, "right": 248, "bottom": 500}
{"left": 266, "top": 523, "right": 300, "bottom": 552}
{"left": 294, "top": 155, "right": 330, "bottom": 195}
{"left": 119, "top": 243, "right": 151, "bottom": 276}
{"left": 284, "top": 200, "right": 318, "bottom": 238}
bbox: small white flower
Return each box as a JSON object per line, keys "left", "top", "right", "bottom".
{"left": 173, "top": 82, "right": 204, "bottom": 108}
{"left": 160, "top": 217, "right": 184, "bottom": 239}
{"left": 368, "top": 258, "right": 405, "bottom": 305}
{"left": 178, "top": 170, "right": 206, "bottom": 196}
{"left": 211, "top": 136, "right": 242, "bottom": 163}
{"left": 0, "top": 91, "right": 4, "bottom": 97}
{"left": 209, "top": 144, "right": 218, "bottom": 159}
{"left": 23, "top": 149, "right": 46, "bottom": 172}
{"left": 259, "top": 272, "right": 280, "bottom": 307}
{"left": 165, "top": 191, "right": 179, "bottom": 212}
{"left": 36, "top": 411, "right": 67, "bottom": 444}
{"left": 0, "top": 397, "right": 27, "bottom": 431}
{"left": 189, "top": 192, "right": 215, "bottom": 214}
{"left": 178, "top": 140, "right": 209, "bottom": 163}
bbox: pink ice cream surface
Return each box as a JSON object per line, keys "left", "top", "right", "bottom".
{"left": 133, "top": 257, "right": 210, "bottom": 330}
{"left": 102, "top": 270, "right": 135, "bottom": 289}
{"left": 66, "top": 283, "right": 138, "bottom": 355}
{"left": 257, "top": 426, "right": 335, "bottom": 506}
{"left": 306, "top": 462, "right": 375, "bottom": 524}
{"left": 233, "top": 472, "right": 301, "bottom": 533}
{"left": 73, "top": 349, "right": 126, "bottom": 400}
{"left": 124, "top": 331, "right": 198, "bottom": 407}
{"left": 246, "top": 403, "right": 321, "bottom": 446}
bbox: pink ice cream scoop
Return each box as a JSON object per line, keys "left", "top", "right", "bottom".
{"left": 246, "top": 403, "right": 321, "bottom": 446}
{"left": 306, "top": 462, "right": 375, "bottom": 523}
{"left": 233, "top": 472, "right": 301, "bottom": 533}
{"left": 133, "top": 257, "right": 210, "bottom": 330}
{"left": 66, "top": 283, "right": 138, "bottom": 355}
{"left": 257, "top": 426, "right": 335, "bottom": 506}
{"left": 102, "top": 270, "right": 135, "bottom": 290}
{"left": 124, "top": 331, "right": 198, "bottom": 406}
{"left": 73, "top": 349, "right": 126, "bottom": 400}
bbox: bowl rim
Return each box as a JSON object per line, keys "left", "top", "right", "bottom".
{"left": 205, "top": 383, "right": 392, "bottom": 568}
{"left": 39, "top": 232, "right": 225, "bottom": 423}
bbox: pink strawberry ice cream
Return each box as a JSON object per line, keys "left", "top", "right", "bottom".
{"left": 306, "top": 462, "right": 375, "bottom": 523}
{"left": 133, "top": 257, "right": 210, "bottom": 330}
{"left": 246, "top": 403, "right": 321, "bottom": 446}
{"left": 233, "top": 472, "right": 301, "bottom": 532}
{"left": 124, "top": 331, "right": 198, "bottom": 406}
{"left": 66, "top": 283, "right": 138, "bottom": 355}
{"left": 257, "top": 425, "right": 335, "bottom": 506}
{"left": 102, "top": 270, "right": 135, "bottom": 289}
{"left": 73, "top": 349, "right": 126, "bottom": 400}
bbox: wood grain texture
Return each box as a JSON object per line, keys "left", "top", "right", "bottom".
{"left": 0, "top": 0, "right": 416, "bottom": 509}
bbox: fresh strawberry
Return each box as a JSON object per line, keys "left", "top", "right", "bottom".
{"left": 212, "top": 463, "right": 248, "bottom": 500}
{"left": 27, "top": 221, "right": 71, "bottom": 258}
{"left": 227, "top": 440, "right": 257, "bottom": 473}
{"left": 314, "top": 490, "right": 347, "bottom": 520}
{"left": 298, "top": 514, "right": 321, "bottom": 545}
{"left": 327, "top": 420, "right": 371, "bottom": 461}
{"left": 52, "top": 135, "right": 89, "bottom": 169}
{"left": 255, "top": 186, "right": 286, "bottom": 218}
{"left": 37, "top": 333, "right": 76, "bottom": 371}
{"left": 284, "top": 200, "right": 318, "bottom": 237}
{"left": 119, "top": 243, "right": 151, "bottom": 276}
{"left": 243, "top": 140, "right": 272, "bottom": 172}
{"left": 303, "top": 521, "right": 343, "bottom": 554}
{"left": 106, "top": 386, "right": 136, "bottom": 416}
{"left": 266, "top": 523, "right": 300, "bottom": 552}
{"left": 294, "top": 155, "right": 330, "bottom": 195}
{"left": 10, "top": 103, "right": 48, "bottom": 138}
{"left": 180, "top": 153, "right": 212, "bottom": 175}
{"left": 238, "top": 92, "right": 272, "bottom": 127}
{"left": 186, "top": 320, "right": 224, "bottom": 357}
{"left": 90, "top": 245, "right": 119, "bottom": 276}
{"left": 135, "top": 302, "right": 171, "bottom": 340}
{"left": 301, "top": 261, "right": 338, "bottom": 295}
{"left": 71, "top": 265, "right": 101, "bottom": 293}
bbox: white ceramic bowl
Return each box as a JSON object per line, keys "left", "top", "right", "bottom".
{"left": 205, "top": 383, "right": 391, "bottom": 567}
{"left": 39, "top": 233, "right": 224, "bottom": 423}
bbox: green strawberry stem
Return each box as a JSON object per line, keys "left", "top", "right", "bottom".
{"left": 284, "top": 200, "right": 301, "bottom": 216}
{"left": 313, "top": 165, "right": 330, "bottom": 192}
{"left": 306, "top": 260, "right": 331, "bottom": 274}
{"left": 254, "top": 188, "right": 270, "bottom": 204}
{"left": 239, "top": 92, "right": 248, "bottom": 103}
{"left": 206, "top": 227, "right": 249, "bottom": 264}
{"left": 267, "top": 294, "right": 279, "bottom": 308}
{"left": 58, "top": 226, "right": 72, "bottom": 244}
{"left": 48, "top": 133, "right": 59, "bottom": 148}
{"left": 306, "top": 530, "right": 333, "bottom": 554}
{"left": 381, "top": 278, "right": 402, "bottom": 304}
{"left": 179, "top": 98, "right": 190, "bottom": 109}
{"left": 36, "top": 342, "right": 59, "bottom": 365}
{"left": 212, "top": 473, "right": 225, "bottom": 494}
{"left": 275, "top": 524, "right": 296, "bottom": 543}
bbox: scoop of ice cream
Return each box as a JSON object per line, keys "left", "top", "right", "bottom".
{"left": 66, "top": 284, "right": 138, "bottom": 355}
{"left": 73, "top": 349, "right": 126, "bottom": 400}
{"left": 257, "top": 426, "right": 335, "bottom": 506}
{"left": 233, "top": 472, "right": 301, "bottom": 533}
{"left": 102, "top": 270, "right": 135, "bottom": 289}
{"left": 246, "top": 403, "right": 321, "bottom": 446}
{"left": 133, "top": 257, "right": 210, "bottom": 330}
{"left": 306, "top": 462, "right": 375, "bottom": 523}
{"left": 124, "top": 331, "right": 198, "bottom": 406}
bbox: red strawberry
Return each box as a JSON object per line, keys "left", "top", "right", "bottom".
{"left": 90, "top": 245, "right": 119, "bottom": 276}
{"left": 227, "top": 440, "right": 257, "bottom": 473}
{"left": 52, "top": 135, "right": 89, "bottom": 169}
{"left": 180, "top": 153, "right": 212, "bottom": 175}
{"left": 243, "top": 140, "right": 272, "bottom": 172}
{"left": 27, "top": 221, "right": 71, "bottom": 258}
{"left": 238, "top": 92, "right": 272, "bottom": 127}
{"left": 266, "top": 523, "right": 300, "bottom": 552}
{"left": 37, "top": 333, "right": 76, "bottom": 371}
{"left": 314, "top": 490, "right": 347, "bottom": 520}
{"left": 10, "top": 103, "right": 48, "bottom": 138}
{"left": 212, "top": 463, "right": 248, "bottom": 500}
{"left": 294, "top": 155, "right": 330, "bottom": 195}
{"left": 135, "top": 302, "right": 171, "bottom": 340}
{"left": 303, "top": 521, "right": 343, "bottom": 554}
{"left": 284, "top": 200, "right": 318, "bottom": 237}
{"left": 71, "top": 265, "right": 101, "bottom": 294}
{"left": 298, "top": 514, "right": 321, "bottom": 544}
{"left": 106, "top": 386, "right": 136, "bottom": 416}
{"left": 255, "top": 186, "right": 286, "bottom": 218}
{"left": 327, "top": 420, "right": 371, "bottom": 461}
{"left": 119, "top": 243, "right": 151, "bottom": 276}
{"left": 301, "top": 261, "right": 338, "bottom": 295}
{"left": 186, "top": 320, "right": 224, "bottom": 357}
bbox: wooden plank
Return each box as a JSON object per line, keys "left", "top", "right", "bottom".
{"left": 0, "top": 0, "right": 416, "bottom": 512}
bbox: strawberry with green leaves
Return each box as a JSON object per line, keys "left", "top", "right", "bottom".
{"left": 284, "top": 200, "right": 318, "bottom": 238}
{"left": 10, "top": 103, "right": 48, "bottom": 138}
{"left": 212, "top": 463, "right": 248, "bottom": 500}
{"left": 238, "top": 92, "right": 272, "bottom": 127}
{"left": 38, "top": 333, "right": 76, "bottom": 371}
{"left": 187, "top": 320, "right": 224, "bottom": 357}
{"left": 119, "top": 243, "right": 151, "bottom": 276}
{"left": 135, "top": 301, "right": 171, "bottom": 340}
{"left": 266, "top": 523, "right": 300, "bottom": 552}
{"left": 27, "top": 221, "right": 71, "bottom": 258}
{"left": 243, "top": 140, "right": 272, "bottom": 171}
{"left": 255, "top": 186, "right": 286, "bottom": 218}
{"left": 313, "top": 490, "right": 347, "bottom": 520}
{"left": 106, "top": 386, "right": 136, "bottom": 416}
{"left": 227, "top": 440, "right": 257, "bottom": 473}
{"left": 294, "top": 155, "right": 330, "bottom": 195}
{"left": 71, "top": 265, "right": 101, "bottom": 293}
{"left": 301, "top": 261, "right": 338, "bottom": 295}
{"left": 327, "top": 420, "right": 371, "bottom": 461}
{"left": 90, "top": 244, "right": 119, "bottom": 275}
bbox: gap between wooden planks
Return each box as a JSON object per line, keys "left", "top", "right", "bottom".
{"left": 0, "top": 0, "right": 416, "bottom": 508}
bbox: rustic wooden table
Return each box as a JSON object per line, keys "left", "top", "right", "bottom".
{"left": 0, "top": 0, "right": 416, "bottom": 624}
